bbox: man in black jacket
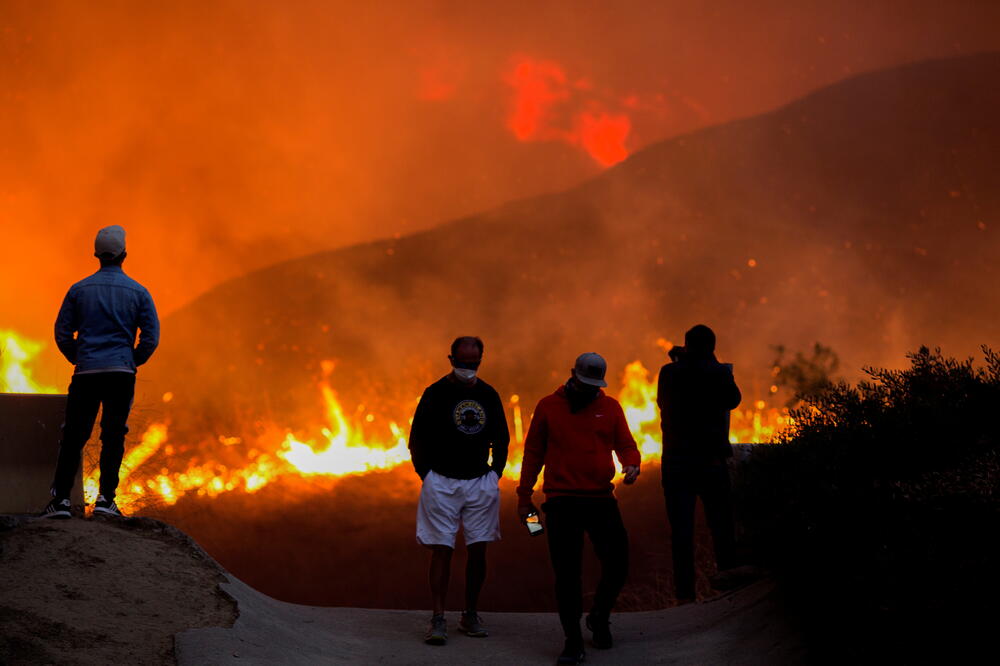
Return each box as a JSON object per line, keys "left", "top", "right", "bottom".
{"left": 657, "top": 324, "right": 742, "bottom": 601}
{"left": 408, "top": 336, "right": 509, "bottom": 645}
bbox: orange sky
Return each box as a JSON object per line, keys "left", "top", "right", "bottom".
{"left": 3, "top": 0, "right": 999, "bottom": 352}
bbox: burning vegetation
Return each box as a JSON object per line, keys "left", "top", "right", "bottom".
{"left": 4, "top": 56, "right": 998, "bottom": 518}
{"left": 4, "top": 330, "right": 790, "bottom": 512}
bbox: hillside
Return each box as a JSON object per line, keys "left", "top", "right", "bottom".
{"left": 144, "top": 53, "right": 1000, "bottom": 439}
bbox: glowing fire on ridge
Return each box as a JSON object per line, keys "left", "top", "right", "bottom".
{"left": 278, "top": 382, "right": 411, "bottom": 475}
{"left": 88, "top": 359, "right": 788, "bottom": 511}
{"left": 505, "top": 58, "right": 570, "bottom": 141}
{"left": 4, "top": 330, "right": 790, "bottom": 510}
{"left": 576, "top": 110, "right": 631, "bottom": 168}
{"left": 504, "top": 57, "right": 633, "bottom": 167}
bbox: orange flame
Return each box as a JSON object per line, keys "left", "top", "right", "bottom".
{"left": 576, "top": 110, "right": 631, "bottom": 167}
{"left": 81, "top": 359, "right": 789, "bottom": 512}
{"left": 503, "top": 57, "right": 631, "bottom": 166}
{"left": 0, "top": 329, "right": 58, "bottom": 394}
{"left": 505, "top": 58, "right": 570, "bottom": 141}
{"left": 617, "top": 360, "right": 792, "bottom": 469}
{"left": 277, "top": 383, "right": 411, "bottom": 475}
{"left": 4, "top": 330, "right": 789, "bottom": 510}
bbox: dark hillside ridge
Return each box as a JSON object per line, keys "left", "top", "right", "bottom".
{"left": 147, "top": 53, "right": 1000, "bottom": 436}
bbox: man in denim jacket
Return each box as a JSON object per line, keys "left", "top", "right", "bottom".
{"left": 42, "top": 225, "right": 159, "bottom": 519}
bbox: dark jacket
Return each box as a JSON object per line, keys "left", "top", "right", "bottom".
{"left": 54, "top": 266, "right": 159, "bottom": 372}
{"left": 657, "top": 354, "right": 741, "bottom": 467}
{"left": 408, "top": 375, "right": 509, "bottom": 480}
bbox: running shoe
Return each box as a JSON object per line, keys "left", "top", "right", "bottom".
{"left": 41, "top": 498, "right": 72, "bottom": 519}
{"left": 93, "top": 495, "right": 123, "bottom": 518}
{"left": 424, "top": 614, "right": 447, "bottom": 645}
{"left": 459, "top": 611, "right": 489, "bottom": 637}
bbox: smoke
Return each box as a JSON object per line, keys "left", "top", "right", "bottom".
{"left": 16, "top": 41, "right": 994, "bottom": 608}
{"left": 4, "top": 0, "right": 998, "bottom": 355}
{"left": 139, "top": 52, "right": 1000, "bottom": 452}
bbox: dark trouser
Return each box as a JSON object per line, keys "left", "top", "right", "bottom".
{"left": 51, "top": 372, "right": 135, "bottom": 501}
{"left": 543, "top": 496, "right": 629, "bottom": 642}
{"left": 662, "top": 461, "right": 736, "bottom": 599}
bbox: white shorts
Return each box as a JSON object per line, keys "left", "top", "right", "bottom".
{"left": 416, "top": 470, "right": 501, "bottom": 548}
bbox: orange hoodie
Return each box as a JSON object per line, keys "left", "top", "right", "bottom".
{"left": 517, "top": 385, "right": 640, "bottom": 507}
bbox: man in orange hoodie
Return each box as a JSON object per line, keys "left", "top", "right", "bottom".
{"left": 517, "top": 352, "right": 641, "bottom": 665}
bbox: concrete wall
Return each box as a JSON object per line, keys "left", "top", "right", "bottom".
{"left": 0, "top": 393, "right": 83, "bottom": 513}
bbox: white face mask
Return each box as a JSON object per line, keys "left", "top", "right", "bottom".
{"left": 453, "top": 367, "right": 478, "bottom": 382}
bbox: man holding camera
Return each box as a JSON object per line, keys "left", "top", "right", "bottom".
{"left": 657, "top": 324, "right": 742, "bottom": 602}
{"left": 517, "top": 352, "right": 640, "bottom": 665}
{"left": 408, "top": 336, "right": 509, "bottom": 645}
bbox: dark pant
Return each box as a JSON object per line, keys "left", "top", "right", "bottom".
{"left": 543, "top": 496, "right": 629, "bottom": 641}
{"left": 662, "top": 462, "right": 736, "bottom": 599}
{"left": 51, "top": 372, "right": 136, "bottom": 501}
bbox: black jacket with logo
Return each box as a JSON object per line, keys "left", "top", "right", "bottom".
{"left": 408, "top": 375, "right": 510, "bottom": 480}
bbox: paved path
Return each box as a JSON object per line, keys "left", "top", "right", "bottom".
{"left": 176, "top": 575, "right": 804, "bottom": 665}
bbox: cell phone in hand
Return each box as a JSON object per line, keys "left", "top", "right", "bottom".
{"left": 525, "top": 511, "right": 544, "bottom": 536}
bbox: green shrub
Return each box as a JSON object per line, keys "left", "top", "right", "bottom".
{"left": 735, "top": 347, "right": 999, "bottom": 661}
{"left": 770, "top": 342, "right": 842, "bottom": 407}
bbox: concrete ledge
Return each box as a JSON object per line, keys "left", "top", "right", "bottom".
{"left": 0, "top": 393, "right": 83, "bottom": 513}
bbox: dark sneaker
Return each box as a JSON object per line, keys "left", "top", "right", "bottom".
{"left": 41, "top": 498, "right": 72, "bottom": 519}
{"left": 93, "top": 495, "right": 123, "bottom": 518}
{"left": 424, "top": 614, "right": 447, "bottom": 645}
{"left": 556, "top": 639, "right": 586, "bottom": 664}
{"left": 459, "top": 611, "right": 488, "bottom": 637}
{"left": 585, "top": 613, "right": 613, "bottom": 649}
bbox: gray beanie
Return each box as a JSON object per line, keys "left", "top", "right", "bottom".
{"left": 94, "top": 225, "right": 126, "bottom": 258}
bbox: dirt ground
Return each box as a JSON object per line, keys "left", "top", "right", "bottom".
{"left": 0, "top": 515, "right": 237, "bottom": 665}
{"left": 1, "top": 513, "right": 803, "bottom": 665}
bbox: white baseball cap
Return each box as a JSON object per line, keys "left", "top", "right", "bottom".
{"left": 94, "top": 225, "right": 126, "bottom": 258}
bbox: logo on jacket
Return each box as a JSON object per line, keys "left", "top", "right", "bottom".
{"left": 453, "top": 400, "right": 487, "bottom": 435}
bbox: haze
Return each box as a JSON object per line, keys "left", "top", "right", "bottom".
{"left": 2, "top": 0, "right": 998, "bottom": 348}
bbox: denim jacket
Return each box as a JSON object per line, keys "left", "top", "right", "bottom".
{"left": 54, "top": 266, "right": 160, "bottom": 373}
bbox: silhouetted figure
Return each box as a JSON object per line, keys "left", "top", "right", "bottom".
{"left": 408, "top": 336, "right": 509, "bottom": 645}
{"left": 657, "top": 324, "right": 741, "bottom": 601}
{"left": 42, "top": 225, "right": 159, "bottom": 519}
{"left": 518, "top": 353, "right": 640, "bottom": 665}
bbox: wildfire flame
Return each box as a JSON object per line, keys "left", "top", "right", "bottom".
{"left": 0, "top": 329, "right": 58, "bottom": 394}
{"left": 505, "top": 58, "right": 571, "bottom": 141}
{"left": 277, "top": 383, "right": 411, "bottom": 475}
{"left": 90, "top": 360, "right": 788, "bottom": 511}
{"left": 4, "top": 330, "right": 790, "bottom": 511}
{"left": 504, "top": 57, "right": 633, "bottom": 167}
{"left": 576, "top": 110, "right": 631, "bottom": 167}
